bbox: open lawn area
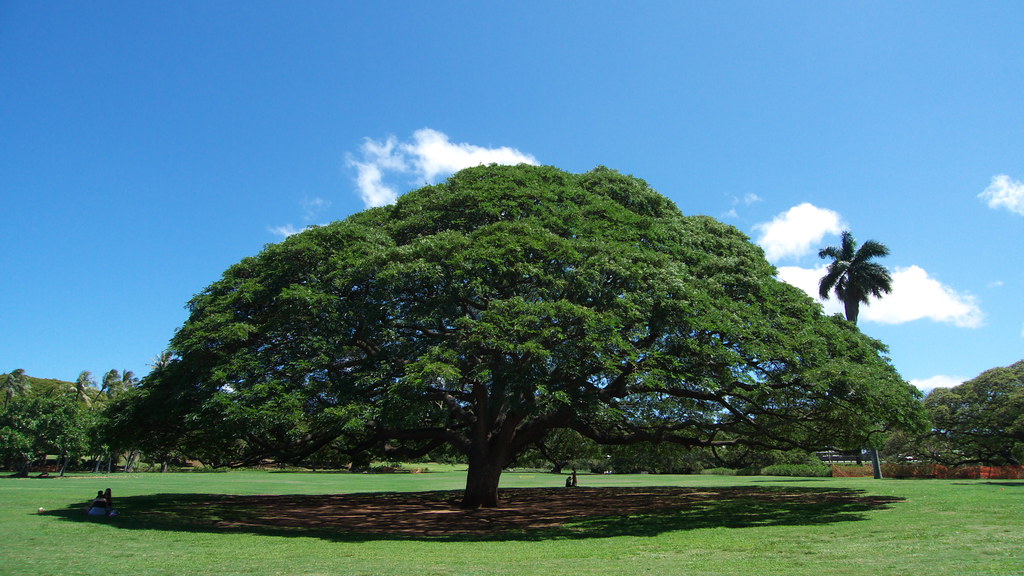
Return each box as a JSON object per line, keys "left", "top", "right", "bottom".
{"left": 1, "top": 470, "right": 1021, "bottom": 575}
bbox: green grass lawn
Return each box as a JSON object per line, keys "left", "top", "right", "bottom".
{"left": 1, "top": 469, "right": 1021, "bottom": 575}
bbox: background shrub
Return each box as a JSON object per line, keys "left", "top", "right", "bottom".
{"left": 700, "top": 467, "right": 737, "bottom": 476}
{"left": 760, "top": 464, "right": 832, "bottom": 477}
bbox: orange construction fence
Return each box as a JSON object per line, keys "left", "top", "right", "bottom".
{"left": 831, "top": 464, "right": 1024, "bottom": 479}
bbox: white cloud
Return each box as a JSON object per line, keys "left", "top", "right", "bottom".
{"left": 910, "top": 374, "right": 963, "bottom": 393}
{"left": 753, "top": 203, "right": 845, "bottom": 262}
{"left": 405, "top": 128, "right": 539, "bottom": 183}
{"left": 777, "top": 265, "right": 983, "bottom": 328}
{"left": 302, "top": 196, "right": 331, "bottom": 221}
{"left": 742, "top": 193, "right": 762, "bottom": 205}
{"left": 347, "top": 128, "right": 539, "bottom": 208}
{"left": 979, "top": 174, "right": 1024, "bottom": 216}
{"left": 268, "top": 224, "right": 302, "bottom": 238}
{"left": 348, "top": 136, "right": 405, "bottom": 207}
{"left": 269, "top": 197, "right": 331, "bottom": 239}
{"left": 722, "top": 193, "right": 762, "bottom": 219}
{"left": 862, "top": 266, "right": 983, "bottom": 328}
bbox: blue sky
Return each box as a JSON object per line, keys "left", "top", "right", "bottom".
{"left": 2, "top": 2, "right": 1021, "bottom": 391}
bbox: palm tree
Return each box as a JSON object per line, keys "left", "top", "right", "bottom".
{"left": 101, "top": 369, "right": 122, "bottom": 399}
{"left": 73, "top": 371, "right": 95, "bottom": 406}
{"left": 150, "top": 350, "right": 174, "bottom": 371}
{"left": 818, "top": 230, "right": 893, "bottom": 325}
{"left": 2, "top": 368, "right": 29, "bottom": 411}
{"left": 99, "top": 369, "right": 137, "bottom": 398}
{"left": 121, "top": 370, "right": 139, "bottom": 389}
{"left": 818, "top": 230, "right": 893, "bottom": 479}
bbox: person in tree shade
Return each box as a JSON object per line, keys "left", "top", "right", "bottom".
{"left": 85, "top": 491, "right": 109, "bottom": 516}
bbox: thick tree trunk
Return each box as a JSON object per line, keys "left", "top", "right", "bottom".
{"left": 461, "top": 462, "right": 503, "bottom": 509}
{"left": 461, "top": 449, "right": 507, "bottom": 509}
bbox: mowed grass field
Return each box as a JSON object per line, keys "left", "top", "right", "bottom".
{"left": 1, "top": 468, "right": 1021, "bottom": 576}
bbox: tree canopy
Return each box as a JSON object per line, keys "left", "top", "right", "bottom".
{"left": 922, "top": 359, "right": 1024, "bottom": 466}
{"left": 120, "top": 165, "right": 924, "bottom": 507}
{"left": 1, "top": 387, "right": 89, "bottom": 476}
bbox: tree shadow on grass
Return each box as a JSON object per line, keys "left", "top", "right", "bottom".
{"left": 44, "top": 486, "right": 902, "bottom": 543}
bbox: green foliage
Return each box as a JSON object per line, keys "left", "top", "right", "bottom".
{"left": 700, "top": 467, "right": 737, "bottom": 476}
{"left": 602, "top": 442, "right": 710, "bottom": 474}
{"left": 706, "top": 446, "right": 828, "bottom": 471}
{"left": 1, "top": 369, "right": 29, "bottom": 411}
{"left": 0, "top": 369, "right": 134, "bottom": 474}
{"left": 0, "top": 393, "right": 89, "bottom": 474}
{"left": 72, "top": 371, "right": 96, "bottom": 406}
{"left": 920, "top": 359, "right": 1024, "bottom": 465}
{"left": 0, "top": 370, "right": 74, "bottom": 403}
{"left": 516, "top": 428, "right": 602, "bottom": 472}
{"left": 760, "top": 463, "right": 832, "bottom": 477}
{"left": 99, "top": 369, "right": 137, "bottom": 400}
{"left": 120, "top": 164, "right": 925, "bottom": 506}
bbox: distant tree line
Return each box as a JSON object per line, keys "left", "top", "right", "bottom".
{"left": 3, "top": 358, "right": 1022, "bottom": 476}
{"left": 0, "top": 367, "right": 145, "bottom": 476}
{"left": 885, "top": 359, "right": 1024, "bottom": 467}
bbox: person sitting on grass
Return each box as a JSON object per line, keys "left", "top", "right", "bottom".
{"left": 102, "top": 488, "right": 118, "bottom": 516}
{"left": 84, "top": 490, "right": 115, "bottom": 517}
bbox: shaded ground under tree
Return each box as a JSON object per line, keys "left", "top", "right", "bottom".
{"left": 49, "top": 486, "right": 903, "bottom": 541}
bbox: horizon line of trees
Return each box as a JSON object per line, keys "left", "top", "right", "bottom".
{"left": 0, "top": 366, "right": 154, "bottom": 476}
{"left": 4, "top": 357, "right": 1022, "bottom": 477}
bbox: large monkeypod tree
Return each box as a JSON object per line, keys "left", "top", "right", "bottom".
{"left": 130, "top": 165, "right": 924, "bottom": 508}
